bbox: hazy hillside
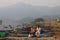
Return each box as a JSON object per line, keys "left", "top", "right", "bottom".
{"left": 41, "top": 15, "right": 60, "bottom": 21}
{"left": 18, "top": 17, "right": 34, "bottom": 24}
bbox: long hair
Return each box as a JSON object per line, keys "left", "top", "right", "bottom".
{"left": 37, "top": 25, "right": 40, "bottom": 28}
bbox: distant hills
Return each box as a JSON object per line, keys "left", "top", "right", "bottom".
{"left": 1, "top": 15, "right": 60, "bottom": 26}
{"left": 18, "top": 17, "right": 34, "bottom": 24}
{"left": 41, "top": 15, "right": 60, "bottom": 21}
{"left": 0, "top": 17, "right": 34, "bottom": 26}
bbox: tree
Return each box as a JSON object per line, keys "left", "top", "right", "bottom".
{"left": 16, "top": 25, "right": 21, "bottom": 27}
{"left": 8, "top": 25, "right": 13, "bottom": 29}
{"left": 34, "top": 18, "right": 44, "bottom": 22}
{"left": 31, "top": 18, "right": 44, "bottom": 26}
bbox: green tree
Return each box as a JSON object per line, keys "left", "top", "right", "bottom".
{"left": 34, "top": 18, "right": 44, "bottom": 22}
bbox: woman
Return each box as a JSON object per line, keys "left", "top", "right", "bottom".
{"left": 28, "top": 26, "right": 35, "bottom": 37}
{"left": 35, "top": 25, "right": 41, "bottom": 37}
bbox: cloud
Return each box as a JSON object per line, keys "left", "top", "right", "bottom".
{"left": 0, "top": 0, "right": 60, "bottom": 7}
{"left": 0, "top": 0, "right": 22, "bottom": 7}
{"left": 22, "top": 0, "right": 60, "bottom": 7}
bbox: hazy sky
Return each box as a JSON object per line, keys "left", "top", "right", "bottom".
{"left": 0, "top": 0, "right": 60, "bottom": 20}
{"left": 0, "top": 0, "right": 60, "bottom": 7}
